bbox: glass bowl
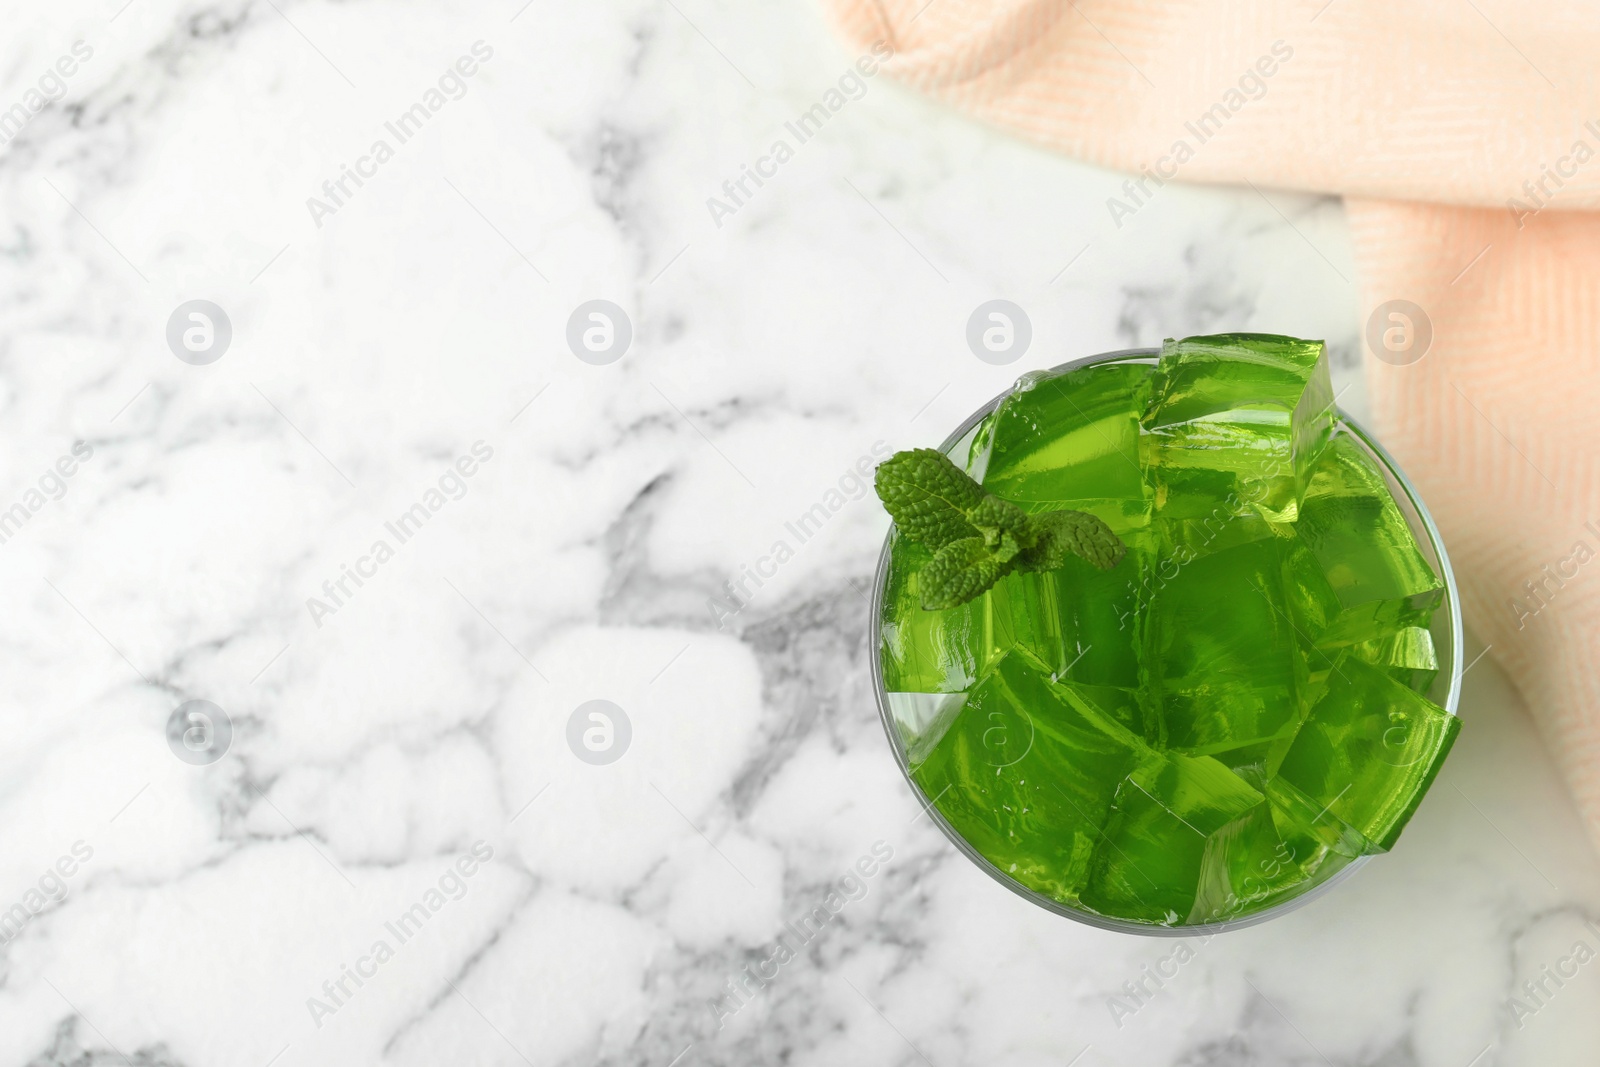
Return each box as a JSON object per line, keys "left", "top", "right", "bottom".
{"left": 868, "top": 347, "right": 1463, "bottom": 936}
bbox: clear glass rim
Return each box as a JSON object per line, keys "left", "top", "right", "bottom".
{"left": 867, "top": 346, "right": 1465, "bottom": 937}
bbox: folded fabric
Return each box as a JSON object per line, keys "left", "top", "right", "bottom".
{"left": 823, "top": 0, "right": 1600, "bottom": 847}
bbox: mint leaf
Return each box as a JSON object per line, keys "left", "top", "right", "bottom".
{"left": 919, "top": 536, "right": 1017, "bottom": 610}
{"left": 873, "top": 448, "right": 984, "bottom": 549}
{"left": 874, "top": 447, "right": 1128, "bottom": 610}
{"left": 967, "top": 494, "right": 1034, "bottom": 556}
{"left": 1017, "top": 509, "right": 1127, "bottom": 572}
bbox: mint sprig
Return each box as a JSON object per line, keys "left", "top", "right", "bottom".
{"left": 874, "top": 448, "right": 1126, "bottom": 610}
{"left": 871, "top": 446, "right": 987, "bottom": 549}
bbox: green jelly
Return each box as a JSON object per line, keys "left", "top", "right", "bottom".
{"left": 1144, "top": 538, "right": 1309, "bottom": 754}
{"left": 1349, "top": 625, "right": 1439, "bottom": 694}
{"left": 880, "top": 535, "right": 992, "bottom": 693}
{"left": 1034, "top": 552, "right": 1148, "bottom": 688}
{"left": 1080, "top": 751, "right": 1263, "bottom": 924}
{"left": 1275, "top": 654, "right": 1460, "bottom": 850}
{"left": 883, "top": 532, "right": 1108, "bottom": 695}
{"left": 910, "top": 647, "right": 1143, "bottom": 903}
{"left": 1296, "top": 434, "right": 1444, "bottom": 645}
{"left": 878, "top": 338, "right": 1456, "bottom": 927}
{"left": 1192, "top": 774, "right": 1380, "bottom": 922}
{"left": 979, "top": 361, "right": 1154, "bottom": 538}
{"left": 1158, "top": 506, "right": 1293, "bottom": 563}
{"left": 1194, "top": 802, "right": 1321, "bottom": 921}
{"left": 1265, "top": 774, "right": 1373, "bottom": 862}
{"left": 1142, "top": 333, "right": 1336, "bottom": 523}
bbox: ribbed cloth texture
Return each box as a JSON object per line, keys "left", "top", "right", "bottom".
{"left": 824, "top": 0, "right": 1600, "bottom": 846}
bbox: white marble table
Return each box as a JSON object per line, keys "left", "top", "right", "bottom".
{"left": 2, "top": 0, "right": 1597, "bottom": 1064}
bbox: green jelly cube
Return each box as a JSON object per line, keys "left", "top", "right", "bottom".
{"left": 1158, "top": 505, "right": 1294, "bottom": 562}
{"left": 1080, "top": 752, "right": 1264, "bottom": 924}
{"left": 1196, "top": 776, "right": 1373, "bottom": 922}
{"left": 1063, "top": 682, "right": 1150, "bottom": 743}
{"left": 1192, "top": 803, "right": 1307, "bottom": 921}
{"left": 1156, "top": 687, "right": 1303, "bottom": 760}
{"left": 1142, "top": 333, "right": 1336, "bottom": 523}
{"left": 1297, "top": 434, "right": 1443, "bottom": 645}
{"left": 970, "top": 551, "right": 1156, "bottom": 739}
{"left": 988, "top": 567, "right": 1069, "bottom": 684}
{"left": 1274, "top": 653, "right": 1460, "bottom": 850}
{"left": 1149, "top": 467, "right": 1296, "bottom": 572}
{"left": 881, "top": 535, "right": 1147, "bottom": 700}
{"left": 979, "top": 362, "right": 1154, "bottom": 537}
{"left": 887, "top": 691, "right": 970, "bottom": 767}
{"left": 1279, "top": 537, "right": 1348, "bottom": 693}
{"left": 1266, "top": 774, "right": 1373, "bottom": 861}
{"left": 1208, "top": 732, "right": 1297, "bottom": 792}
{"left": 1036, "top": 551, "right": 1150, "bottom": 690}
{"left": 1145, "top": 538, "right": 1309, "bottom": 754}
{"left": 911, "top": 647, "right": 1144, "bottom": 904}
{"left": 881, "top": 534, "right": 1064, "bottom": 693}
{"left": 1281, "top": 538, "right": 1342, "bottom": 638}
{"left": 880, "top": 536, "right": 992, "bottom": 693}
{"left": 1349, "top": 625, "right": 1439, "bottom": 694}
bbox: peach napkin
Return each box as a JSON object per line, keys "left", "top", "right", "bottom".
{"left": 823, "top": 0, "right": 1600, "bottom": 846}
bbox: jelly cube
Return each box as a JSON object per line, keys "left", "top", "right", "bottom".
{"left": 1142, "top": 333, "right": 1337, "bottom": 522}
{"left": 1296, "top": 434, "right": 1444, "bottom": 645}
{"left": 1036, "top": 551, "right": 1149, "bottom": 689}
{"left": 887, "top": 691, "right": 969, "bottom": 767}
{"left": 1348, "top": 625, "right": 1439, "bottom": 694}
{"left": 1145, "top": 538, "right": 1308, "bottom": 753}
{"left": 1080, "top": 752, "right": 1264, "bottom": 924}
{"left": 1274, "top": 654, "right": 1460, "bottom": 850}
{"left": 980, "top": 362, "right": 1154, "bottom": 538}
{"left": 911, "top": 648, "right": 1144, "bottom": 904}
{"left": 1266, "top": 774, "right": 1374, "bottom": 861}
{"left": 1192, "top": 803, "right": 1305, "bottom": 921}
{"left": 879, "top": 533, "right": 1057, "bottom": 692}
{"left": 880, "top": 535, "right": 993, "bottom": 693}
